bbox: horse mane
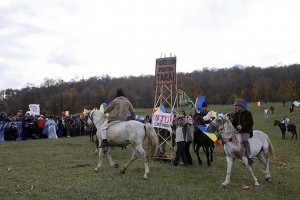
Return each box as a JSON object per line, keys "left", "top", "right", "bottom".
{"left": 224, "top": 117, "right": 236, "bottom": 133}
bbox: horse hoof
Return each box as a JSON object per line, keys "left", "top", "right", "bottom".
{"left": 94, "top": 168, "right": 99, "bottom": 173}
{"left": 220, "top": 184, "right": 227, "bottom": 189}
{"left": 144, "top": 176, "right": 149, "bottom": 180}
{"left": 265, "top": 177, "right": 271, "bottom": 182}
{"left": 114, "top": 164, "right": 119, "bottom": 168}
{"left": 255, "top": 183, "right": 260, "bottom": 187}
{"left": 120, "top": 170, "right": 125, "bottom": 174}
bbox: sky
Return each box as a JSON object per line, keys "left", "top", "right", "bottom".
{"left": 1, "top": 0, "right": 300, "bottom": 90}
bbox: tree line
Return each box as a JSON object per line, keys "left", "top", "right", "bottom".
{"left": 0, "top": 64, "right": 299, "bottom": 115}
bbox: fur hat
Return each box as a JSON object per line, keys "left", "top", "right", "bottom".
{"left": 117, "top": 89, "right": 124, "bottom": 97}
{"left": 234, "top": 98, "right": 244, "bottom": 107}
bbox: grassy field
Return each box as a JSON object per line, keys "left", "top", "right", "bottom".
{"left": 0, "top": 102, "right": 299, "bottom": 200}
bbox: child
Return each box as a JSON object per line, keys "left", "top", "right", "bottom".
{"left": 282, "top": 116, "right": 289, "bottom": 133}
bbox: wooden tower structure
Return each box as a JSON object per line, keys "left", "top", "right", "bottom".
{"left": 153, "top": 56, "right": 180, "bottom": 161}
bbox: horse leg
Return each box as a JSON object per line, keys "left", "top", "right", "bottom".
{"left": 94, "top": 148, "right": 104, "bottom": 172}
{"left": 242, "top": 156, "right": 260, "bottom": 187}
{"left": 135, "top": 145, "right": 151, "bottom": 179}
{"left": 221, "top": 156, "right": 234, "bottom": 188}
{"left": 209, "top": 143, "right": 214, "bottom": 162}
{"left": 256, "top": 153, "right": 271, "bottom": 181}
{"left": 120, "top": 148, "right": 138, "bottom": 175}
{"left": 283, "top": 131, "right": 285, "bottom": 139}
{"left": 106, "top": 147, "right": 119, "bottom": 168}
{"left": 203, "top": 145, "right": 211, "bottom": 166}
{"left": 195, "top": 144, "right": 202, "bottom": 165}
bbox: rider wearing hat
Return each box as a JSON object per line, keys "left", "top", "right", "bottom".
{"left": 231, "top": 98, "right": 254, "bottom": 166}
{"left": 99, "top": 89, "right": 136, "bottom": 148}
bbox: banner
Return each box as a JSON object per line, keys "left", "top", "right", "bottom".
{"left": 155, "top": 57, "right": 176, "bottom": 85}
{"left": 62, "top": 111, "right": 69, "bottom": 116}
{"left": 152, "top": 111, "right": 173, "bottom": 131}
{"left": 293, "top": 101, "right": 300, "bottom": 106}
{"left": 28, "top": 104, "right": 40, "bottom": 116}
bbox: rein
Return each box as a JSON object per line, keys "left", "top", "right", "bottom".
{"left": 212, "top": 118, "right": 238, "bottom": 144}
{"left": 87, "top": 110, "right": 104, "bottom": 128}
{"left": 218, "top": 130, "right": 238, "bottom": 144}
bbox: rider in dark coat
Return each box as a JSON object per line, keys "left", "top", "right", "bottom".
{"left": 231, "top": 98, "right": 254, "bottom": 165}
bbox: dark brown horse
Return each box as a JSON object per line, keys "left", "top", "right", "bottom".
{"left": 273, "top": 120, "right": 297, "bottom": 139}
{"left": 193, "top": 129, "right": 215, "bottom": 166}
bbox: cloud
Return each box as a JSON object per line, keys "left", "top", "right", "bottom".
{"left": 0, "top": 0, "right": 300, "bottom": 90}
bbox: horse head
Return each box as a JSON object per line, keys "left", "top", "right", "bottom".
{"left": 207, "top": 113, "right": 227, "bottom": 132}
{"left": 86, "top": 108, "right": 107, "bottom": 129}
{"left": 273, "top": 120, "right": 280, "bottom": 126}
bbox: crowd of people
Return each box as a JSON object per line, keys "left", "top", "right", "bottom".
{"left": 0, "top": 110, "right": 87, "bottom": 142}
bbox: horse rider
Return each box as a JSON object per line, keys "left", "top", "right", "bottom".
{"left": 282, "top": 116, "right": 289, "bottom": 133}
{"left": 231, "top": 98, "right": 254, "bottom": 166}
{"left": 98, "top": 89, "right": 136, "bottom": 148}
{"left": 193, "top": 102, "right": 213, "bottom": 126}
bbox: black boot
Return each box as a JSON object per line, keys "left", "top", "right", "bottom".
{"left": 99, "top": 139, "right": 108, "bottom": 148}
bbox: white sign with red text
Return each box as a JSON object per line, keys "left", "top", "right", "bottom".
{"left": 28, "top": 104, "right": 40, "bottom": 116}
{"left": 152, "top": 111, "right": 173, "bottom": 131}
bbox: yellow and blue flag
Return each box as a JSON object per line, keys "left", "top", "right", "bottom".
{"left": 178, "top": 89, "right": 195, "bottom": 108}
{"left": 99, "top": 103, "right": 107, "bottom": 113}
{"left": 197, "top": 125, "right": 222, "bottom": 146}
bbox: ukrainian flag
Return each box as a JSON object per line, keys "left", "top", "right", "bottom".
{"left": 99, "top": 103, "right": 107, "bottom": 113}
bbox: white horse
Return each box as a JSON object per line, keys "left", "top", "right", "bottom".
{"left": 86, "top": 109, "right": 158, "bottom": 179}
{"left": 207, "top": 114, "right": 274, "bottom": 188}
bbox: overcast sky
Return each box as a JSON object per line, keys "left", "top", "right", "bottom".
{"left": 1, "top": 0, "right": 300, "bottom": 90}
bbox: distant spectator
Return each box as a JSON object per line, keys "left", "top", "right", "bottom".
{"left": 44, "top": 116, "right": 58, "bottom": 139}
{"left": 289, "top": 104, "right": 294, "bottom": 113}
{"left": 283, "top": 101, "right": 285, "bottom": 107}
{"left": 37, "top": 115, "right": 45, "bottom": 138}
{"left": 264, "top": 107, "right": 268, "bottom": 119}
{"left": 270, "top": 106, "right": 274, "bottom": 114}
{"left": 5, "top": 123, "right": 18, "bottom": 141}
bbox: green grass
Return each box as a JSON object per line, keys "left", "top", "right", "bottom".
{"left": 1, "top": 102, "right": 299, "bottom": 200}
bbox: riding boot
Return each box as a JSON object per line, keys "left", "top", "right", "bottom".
{"left": 243, "top": 141, "right": 253, "bottom": 166}
{"left": 99, "top": 139, "right": 108, "bottom": 148}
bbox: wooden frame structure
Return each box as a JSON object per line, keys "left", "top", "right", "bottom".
{"left": 153, "top": 56, "right": 180, "bottom": 161}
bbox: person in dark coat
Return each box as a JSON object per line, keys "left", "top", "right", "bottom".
{"left": 231, "top": 98, "right": 254, "bottom": 166}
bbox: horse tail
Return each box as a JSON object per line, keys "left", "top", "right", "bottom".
{"left": 144, "top": 124, "right": 159, "bottom": 161}
{"left": 266, "top": 135, "right": 275, "bottom": 157}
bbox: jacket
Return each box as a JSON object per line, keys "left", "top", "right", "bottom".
{"left": 104, "top": 96, "right": 135, "bottom": 121}
{"left": 231, "top": 109, "right": 254, "bottom": 136}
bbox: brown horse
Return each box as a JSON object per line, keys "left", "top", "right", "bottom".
{"left": 273, "top": 120, "right": 297, "bottom": 139}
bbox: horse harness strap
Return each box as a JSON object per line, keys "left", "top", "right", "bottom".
{"left": 88, "top": 110, "right": 103, "bottom": 127}
{"left": 218, "top": 130, "right": 237, "bottom": 144}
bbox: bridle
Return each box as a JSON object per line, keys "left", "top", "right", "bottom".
{"left": 210, "top": 117, "right": 238, "bottom": 144}
{"left": 86, "top": 109, "right": 104, "bottom": 128}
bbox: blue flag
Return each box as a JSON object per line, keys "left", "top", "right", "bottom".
{"left": 195, "top": 96, "right": 206, "bottom": 111}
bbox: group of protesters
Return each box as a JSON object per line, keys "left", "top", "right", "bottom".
{"left": 0, "top": 110, "right": 87, "bottom": 142}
